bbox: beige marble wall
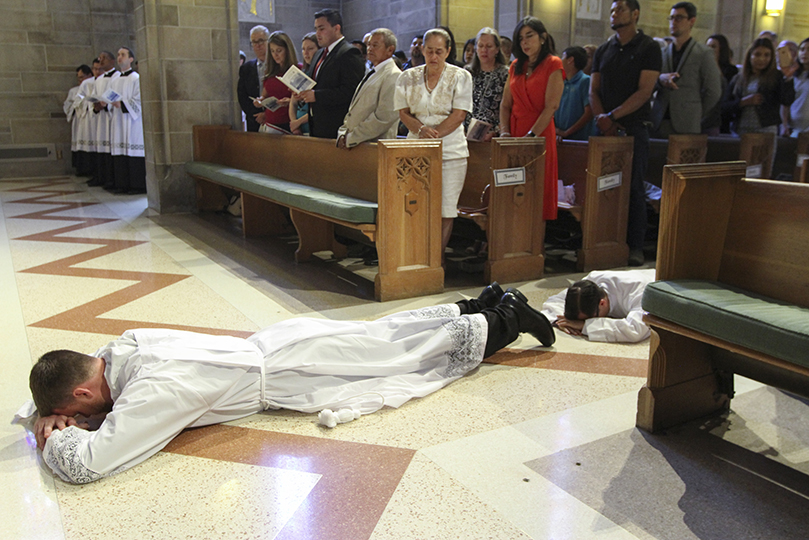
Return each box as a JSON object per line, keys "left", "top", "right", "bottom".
{"left": 133, "top": 0, "right": 240, "bottom": 213}
{"left": 445, "top": 0, "right": 496, "bottom": 48}
{"left": 493, "top": 0, "right": 758, "bottom": 60}
{"left": 0, "top": 0, "right": 135, "bottom": 178}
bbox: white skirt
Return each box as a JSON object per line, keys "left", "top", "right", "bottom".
{"left": 443, "top": 158, "right": 468, "bottom": 218}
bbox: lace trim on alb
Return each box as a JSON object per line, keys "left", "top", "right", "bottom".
{"left": 440, "top": 314, "right": 486, "bottom": 378}
{"left": 44, "top": 427, "right": 122, "bottom": 484}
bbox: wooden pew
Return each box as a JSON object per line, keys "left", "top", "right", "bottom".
{"left": 190, "top": 125, "right": 443, "bottom": 302}
{"left": 556, "top": 136, "right": 634, "bottom": 271}
{"left": 636, "top": 161, "right": 809, "bottom": 432}
{"left": 460, "top": 138, "right": 547, "bottom": 284}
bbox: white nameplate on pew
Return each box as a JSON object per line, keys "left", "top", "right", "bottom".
{"left": 797, "top": 154, "right": 809, "bottom": 167}
{"left": 493, "top": 167, "right": 526, "bottom": 187}
{"left": 597, "top": 171, "right": 622, "bottom": 192}
{"left": 745, "top": 164, "right": 763, "bottom": 178}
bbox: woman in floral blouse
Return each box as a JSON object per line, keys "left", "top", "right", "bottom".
{"left": 464, "top": 27, "right": 509, "bottom": 140}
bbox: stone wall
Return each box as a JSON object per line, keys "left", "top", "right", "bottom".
{"left": 132, "top": 0, "right": 240, "bottom": 213}
{"left": 446, "top": 0, "right": 495, "bottom": 49}
{"left": 341, "top": 0, "right": 437, "bottom": 57}
{"left": 0, "top": 0, "right": 135, "bottom": 178}
{"left": 237, "top": 0, "right": 340, "bottom": 65}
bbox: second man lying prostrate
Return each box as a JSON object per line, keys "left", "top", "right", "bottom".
{"left": 541, "top": 269, "right": 656, "bottom": 343}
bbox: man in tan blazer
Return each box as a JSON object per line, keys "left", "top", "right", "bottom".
{"left": 337, "top": 28, "right": 402, "bottom": 148}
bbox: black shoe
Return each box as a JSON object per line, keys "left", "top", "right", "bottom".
{"left": 87, "top": 178, "right": 104, "bottom": 186}
{"left": 477, "top": 282, "right": 504, "bottom": 308}
{"left": 500, "top": 289, "right": 555, "bottom": 347}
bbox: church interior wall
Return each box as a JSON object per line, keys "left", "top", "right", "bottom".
{"left": 341, "top": 0, "right": 438, "bottom": 59}
{"left": 2, "top": 0, "right": 808, "bottom": 209}
{"left": 0, "top": 0, "right": 135, "bottom": 179}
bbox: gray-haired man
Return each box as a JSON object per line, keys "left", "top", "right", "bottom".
{"left": 337, "top": 28, "right": 403, "bottom": 148}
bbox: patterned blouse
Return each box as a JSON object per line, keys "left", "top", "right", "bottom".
{"left": 463, "top": 64, "right": 509, "bottom": 133}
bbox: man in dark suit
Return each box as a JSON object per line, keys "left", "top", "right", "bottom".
{"left": 296, "top": 9, "right": 365, "bottom": 139}
{"left": 237, "top": 25, "right": 269, "bottom": 132}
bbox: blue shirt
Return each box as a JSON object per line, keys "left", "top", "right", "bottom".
{"left": 555, "top": 70, "right": 593, "bottom": 140}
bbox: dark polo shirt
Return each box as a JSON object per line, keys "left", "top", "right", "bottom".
{"left": 592, "top": 29, "right": 661, "bottom": 126}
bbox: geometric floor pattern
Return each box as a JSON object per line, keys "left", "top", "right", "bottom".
{"left": 4, "top": 176, "right": 808, "bottom": 540}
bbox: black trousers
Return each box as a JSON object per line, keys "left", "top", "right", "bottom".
{"left": 113, "top": 155, "right": 146, "bottom": 192}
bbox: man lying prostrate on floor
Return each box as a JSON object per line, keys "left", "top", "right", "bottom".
{"left": 19, "top": 284, "right": 554, "bottom": 484}
{"left": 540, "top": 268, "right": 656, "bottom": 343}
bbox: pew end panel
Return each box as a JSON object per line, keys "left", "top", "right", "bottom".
{"left": 375, "top": 139, "right": 444, "bottom": 302}
{"left": 485, "top": 138, "right": 547, "bottom": 284}
{"left": 739, "top": 132, "right": 776, "bottom": 179}
{"left": 654, "top": 161, "right": 747, "bottom": 282}
{"left": 666, "top": 134, "right": 708, "bottom": 165}
{"left": 577, "top": 136, "right": 633, "bottom": 271}
{"left": 460, "top": 139, "right": 548, "bottom": 285}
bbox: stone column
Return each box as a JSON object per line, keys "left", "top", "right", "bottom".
{"left": 133, "top": 0, "right": 241, "bottom": 213}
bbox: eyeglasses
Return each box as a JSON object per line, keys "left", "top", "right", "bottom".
{"left": 667, "top": 15, "right": 690, "bottom": 22}
{"left": 250, "top": 39, "right": 268, "bottom": 45}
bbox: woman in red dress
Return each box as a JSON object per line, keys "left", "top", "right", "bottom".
{"left": 499, "top": 17, "right": 564, "bottom": 220}
{"left": 254, "top": 31, "right": 298, "bottom": 133}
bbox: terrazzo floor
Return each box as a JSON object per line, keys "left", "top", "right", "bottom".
{"left": 3, "top": 176, "right": 807, "bottom": 540}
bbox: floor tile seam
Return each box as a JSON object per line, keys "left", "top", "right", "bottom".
{"left": 4, "top": 181, "right": 259, "bottom": 337}
{"left": 165, "top": 422, "right": 420, "bottom": 461}
{"left": 125, "top": 214, "right": 301, "bottom": 328}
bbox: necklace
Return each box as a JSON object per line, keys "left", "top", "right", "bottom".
{"left": 425, "top": 64, "right": 446, "bottom": 92}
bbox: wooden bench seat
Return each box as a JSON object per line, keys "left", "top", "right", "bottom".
{"left": 188, "top": 125, "right": 443, "bottom": 302}
{"left": 186, "top": 162, "right": 378, "bottom": 224}
{"left": 636, "top": 161, "right": 809, "bottom": 432}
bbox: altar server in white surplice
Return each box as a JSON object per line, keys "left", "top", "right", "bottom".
{"left": 108, "top": 47, "right": 146, "bottom": 194}
{"left": 64, "top": 64, "right": 93, "bottom": 171}
{"left": 22, "top": 286, "right": 556, "bottom": 483}
{"left": 88, "top": 50, "right": 119, "bottom": 189}
{"left": 540, "top": 269, "right": 656, "bottom": 343}
{"left": 73, "top": 59, "right": 102, "bottom": 177}
{"left": 336, "top": 28, "right": 402, "bottom": 148}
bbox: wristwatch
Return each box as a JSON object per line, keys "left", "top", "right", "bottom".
{"left": 607, "top": 112, "right": 616, "bottom": 122}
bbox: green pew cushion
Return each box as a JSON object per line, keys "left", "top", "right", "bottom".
{"left": 185, "top": 161, "right": 377, "bottom": 224}
{"left": 642, "top": 280, "right": 809, "bottom": 368}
